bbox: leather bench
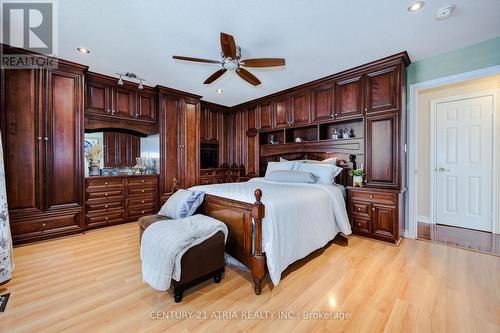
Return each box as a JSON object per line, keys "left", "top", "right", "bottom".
{"left": 138, "top": 215, "right": 225, "bottom": 303}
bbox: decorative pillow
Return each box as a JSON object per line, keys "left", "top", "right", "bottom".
{"left": 279, "top": 157, "right": 289, "bottom": 162}
{"left": 158, "top": 189, "right": 205, "bottom": 219}
{"left": 297, "top": 163, "right": 343, "bottom": 184}
{"left": 265, "top": 170, "right": 317, "bottom": 183}
{"left": 265, "top": 161, "right": 296, "bottom": 177}
{"left": 320, "top": 157, "right": 338, "bottom": 165}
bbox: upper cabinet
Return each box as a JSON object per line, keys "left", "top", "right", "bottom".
{"left": 273, "top": 97, "right": 290, "bottom": 128}
{"left": 84, "top": 73, "right": 158, "bottom": 130}
{"left": 364, "top": 66, "right": 399, "bottom": 114}
{"left": 259, "top": 102, "right": 273, "bottom": 130}
{"left": 336, "top": 75, "right": 364, "bottom": 119}
{"left": 311, "top": 83, "right": 335, "bottom": 122}
{"left": 289, "top": 89, "right": 311, "bottom": 126}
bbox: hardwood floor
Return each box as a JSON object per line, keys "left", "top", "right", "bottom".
{"left": 0, "top": 223, "right": 499, "bottom": 333}
{"left": 418, "top": 222, "right": 500, "bottom": 256}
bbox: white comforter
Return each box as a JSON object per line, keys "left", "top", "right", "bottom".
{"left": 140, "top": 214, "right": 228, "bottom": 291}
{"left": 191, "top": 178, "right": 351, "bottom": 285}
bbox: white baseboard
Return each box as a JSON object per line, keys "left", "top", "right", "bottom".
{"left": 417, "top": 215, "right": 432, "bottom": 224}
{"left": 403, "top": 229, "right": 414, "bottom": 239}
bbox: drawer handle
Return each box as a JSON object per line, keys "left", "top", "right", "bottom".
{"left": 141, "top": 190, "right": 145, "bottom": 193}
{"left": 105, "top": 193, "right": 108, "bottom": 197}
{"left": 42, "top": 223, "right": 46, "bottom": 227}
{"left": 358, "top": 223, "right": 361, "bottom": 227}
{"left": 105, "top": 217, "right": 109, "bottom": 220}
{"left": 141, "top": 200, "right": 145, "bottom": 203}
{"left": 372, "top": 207, "right": 375, "bottom": 211}
{"left": 358, "top": 208, "right": 362, "bottom": 211}
{"left": 141, "top": 210, "right": 145, "bottom": 214}
{"left": 369, "top": 195, "right": 374, "bottom": 199}
{"left": 105, "top": 205, "right": 108, "bottom": 208}
{"left": 141, "top": 180, "right": 145, "bottom": 183}
{"left": 105, "top": 182, "right": 108, "bottom": 185}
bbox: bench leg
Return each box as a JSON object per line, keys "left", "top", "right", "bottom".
{"left": 214, "top": 271, "right": 222, "bottom": 284}
{"left": 253, "top": 278, "right": 262, "bottom": 295}
{"left": 173, "top": 289, "right": 183, "bottom": 303}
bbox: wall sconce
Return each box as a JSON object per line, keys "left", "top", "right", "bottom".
{"left": 116, "top": 72, "right": 145, "bottom": 90}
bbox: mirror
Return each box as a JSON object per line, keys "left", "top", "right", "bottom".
{"left": 84, "top": 131, "right": 160, "bottom": 177}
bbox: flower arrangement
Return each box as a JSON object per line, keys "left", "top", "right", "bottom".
{"left": 349, "top": 168, "right": 364, "bottom": 187}
{"left": 348, "top": 168, "right": 364, "bottom": 177}
{"left": 86, "top": 144, "right": 102, "bottom": 167}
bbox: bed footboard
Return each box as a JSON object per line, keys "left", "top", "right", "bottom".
{"left": 200, "top": 189, "right": 266, "bottom": 295}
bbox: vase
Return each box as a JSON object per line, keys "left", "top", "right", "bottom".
{"left": 353, "top": 175, "right": 363, "bottom": 187}
{"left": 89, "top": 166, "right": 100, "bottom": 176}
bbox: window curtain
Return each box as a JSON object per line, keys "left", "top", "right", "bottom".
{"left": 0, "top": 132, "right": 13, "bottom": 284}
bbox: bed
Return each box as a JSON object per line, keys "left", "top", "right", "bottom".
{"left": 190, "top": 154, "right": 357, "bottom": 294}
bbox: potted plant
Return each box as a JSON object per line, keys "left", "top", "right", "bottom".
{"left": 349, "top": 168, "right": 364, "bottom": 187}
{"left": 86, "top": 144, "right": 102, "bottom": 176}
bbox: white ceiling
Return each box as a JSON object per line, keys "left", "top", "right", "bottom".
{"left": 59, "top": 0, "right": 500, "bottom": 106}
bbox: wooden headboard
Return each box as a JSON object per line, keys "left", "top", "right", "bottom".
{"left": 260, "top": 152, "right": 357, "bottom": 187}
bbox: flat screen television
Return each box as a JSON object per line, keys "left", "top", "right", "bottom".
{"left": 200, "top": 143, "right": 218, "bottom": 169}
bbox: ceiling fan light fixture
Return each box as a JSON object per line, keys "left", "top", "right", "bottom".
{"left": 408, "top": 1, "right": 425, "bottom": 12}
{"left": 76, "top": 47, "right": 90, "bottom": 53}
{"left": 117, "top": 75, "right": 124, "bottom": 86}
{"left": 216, "top": 88, "right": 223, "bottom": 94}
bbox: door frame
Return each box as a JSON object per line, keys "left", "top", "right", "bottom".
{"left": 407, "top": 65, "right": 500, "bottom": 239}
{"left": 429, "top": 91, "right": 497, "bottom": 231}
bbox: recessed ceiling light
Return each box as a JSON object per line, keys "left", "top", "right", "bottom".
{"left": 77, "top": 47, "right": 90, "bottom": 54}
{"left": 435, "top": 5, "right": 456, "bottom": 20}
{"left": 216, "top": 88, "right": 223, "bottom": 94}
{"left": 408, "top": 1, "right": 425, "bottom": 12}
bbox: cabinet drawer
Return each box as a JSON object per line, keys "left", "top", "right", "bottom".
{"left": 200, "top": 169, "right": 215, "bottom": 177}
{"left": 351, "top": 201, "right": 371, "bottom": 218}
{"left": 128, "top": 197, "right": 157, "bottom": 208}
{"left": 86, "top": 210, "right": 125, "bottom": 227}
{"left": 86, "top": 200, "right": 124, "bottom": 212}
{"left": 86, "top": 178, "right": 125, "bottom": 191}
{"left": 351, "top": 217, "right": 371, "bottom": 234}
{"left": 215, "top": 170, "right": 226, "bottom": 176}
{"left": 85, "top": 195, "right": 124, "bottom": 206}
{"left": 127, "top": 187, "right": 157, "bottom": 197}
{"left": 11, "top": 214, "right": 81, "bottom": 236}
{"left": 199, "top": 177, "right": 214, "bottom": 185}
{"left": 128, "top": 207, "right": 156, "bottom": 221}
{"left": 350, "top": 190, "right": 397, "bottom": 205}
{"left": 127, "top": 177, "right": 158, "bottom": 187}
{"left": 86, "top": 189, "right": 125, "bottom": 200}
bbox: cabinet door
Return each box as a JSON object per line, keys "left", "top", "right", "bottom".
{"left": 210, "top": 109, "right": 218, "bottom": 140}
{"left": 85, "top": 80, "right": 110, "bottom": 115}
{"left": 44, "top": 68, "right": 83, "bottom": 212}
{"left": 365, "top": 66, "right": 398, "bottom": 114}
{"left": 112, "top": 87, "right": 135, "bottom": 118}
{"left": 1, "top": 69, "right": 44, "bottom": 216}
{"left": 246, "top": 132, "right": 259, "bottom": 176}
{"left": 336, "top": 76, "right": 363, "bottom": 119}
{"left": 372, "top": 203, "right": 397, "bottom": 239}
{"left": 179, "top": 101, "right": 199, "bottom": 188}
{"left": 273, "top": 97, "right": 290, "bottom": 128}
{"left": 136, "top": 90, "right": 157, "bottom": 122}
{"left": 103, "top": 132, "right": 120, "bottom": 167}
{"left": 365, "top": 114, "right": 399, "bottom": 188}
{"left": 259, "top": 102, "right": 273, "bottom": 130}
{"left": 290, "top": 89, "right": 310, "bottom": 125}
{"left": 159, "top": 95, "right": 179, "bottom": 199}
{"left": 246, "top": 106, "right": 257, "bottom": 131}
{"left": 311, "top": 83, "right": 334, "bottom": 122}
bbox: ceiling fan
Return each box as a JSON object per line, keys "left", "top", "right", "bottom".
{"left": 172, "top": 32, "right": 286, "bottom": 86}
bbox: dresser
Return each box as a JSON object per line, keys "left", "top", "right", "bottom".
{"left": 199, "top": 166, "right": 244, "bottom": 185}
{"left": 85, "top": 175, "right": 158, "bottom": 229}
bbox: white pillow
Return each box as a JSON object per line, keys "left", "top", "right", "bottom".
{"left": 297, "top": 163, "right": 343, "bottom": 184}
{"left": 265, "top": 161, "right": 296, "bottom": 177}
{"left": 279, "top": 157, "right": 289, "bottom": 162}
{"left": 265, "top": 170, "right": 317, "bottom": 183}
{"left": 158, "top": 189, "right": 205, "bottom": 219}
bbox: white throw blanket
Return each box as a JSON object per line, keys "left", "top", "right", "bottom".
{"left": 192, "top": 178, "right": 351, "bottom": 285}
{"left": 140, "top": 214, "right": 228, "bottom": 291}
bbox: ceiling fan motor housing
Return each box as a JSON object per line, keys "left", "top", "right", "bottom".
{"left": 221, "top": 46, "right": 241, "bottom": 70}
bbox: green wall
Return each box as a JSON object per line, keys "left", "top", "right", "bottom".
{"left": 408, "top": 36, "right": 500, "bottom": 85}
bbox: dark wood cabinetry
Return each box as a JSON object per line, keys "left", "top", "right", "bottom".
{"left": 289, "top": 89, "right": 311, "bottom": 126}
{"left": 1, "top": 60, "right": 87, "bottom": 244}
{"left": 273, "top": 97, "right": 290, "bottom": 128}
{"left": 85, "top": 175, "right": 158, "bottom": 229}
{"left": 364, "top": 66, "right": 399, "bottom": 114}
{"left": 311, "top": 83, "right": 335, "bottom": 122}
{"left": 259, "top": 102, "right": 273, "bottom": 130}
{"left": 136, "top": 88, "right": 157, "bottom": 122}
{"left": 348, "top": 187, "right": 403, "bottom": 244}
{"left": 336, "top": 75, "right": 364, "bottom": 119}
{"left": 199, "top": 167, "right": 244, "bottom": 185}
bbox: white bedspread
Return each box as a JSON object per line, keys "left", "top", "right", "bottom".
{"left": 191, "top": 178, "right": 351, "bottom": 285}
{"left": 140, "top": 214, "right": 228, "bottom": 291}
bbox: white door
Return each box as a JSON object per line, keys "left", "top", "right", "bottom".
{"left": 435, "top": 95, "right": 494, "bottom": 231}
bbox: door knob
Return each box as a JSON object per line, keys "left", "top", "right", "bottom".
{"left": 437, "top": 167, "right": 451, "bottom": 172}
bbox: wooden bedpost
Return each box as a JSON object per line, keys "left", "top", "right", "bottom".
{"left": 171, "top": 178, "right": 179, "bottom": 192}
{"left": 251, "top": 189, "right": 266, "bottom": 295}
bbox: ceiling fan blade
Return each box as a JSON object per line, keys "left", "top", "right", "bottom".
{"left": 236, "top": 68, "right": 261, "bottom": 86}
{"left": 204, "top": 68, "right": 227, "bottom": 84}
{"left": 220, "top": 32, "right": 237, "bottom": 59}
{"left": 241, "top": 58, "right": 286, "bottom": 68}
{"left": 172, "top": 55, "right": 221, "bottom": 64}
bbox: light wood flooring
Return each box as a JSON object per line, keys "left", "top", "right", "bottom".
{"left": 0, "top": 222, "right": 499, "bottom": 333}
